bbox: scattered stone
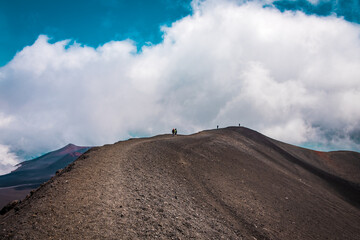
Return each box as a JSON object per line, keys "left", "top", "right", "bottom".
{"left": 0, "top": 200, "right": 20, "bottom": 215}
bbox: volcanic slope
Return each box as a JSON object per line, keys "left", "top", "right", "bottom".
{"left": 1, "top": 127, "right": 360, "bottom": 239}
{"left": 0, "top": 144, "right": 91, "bottom": 209}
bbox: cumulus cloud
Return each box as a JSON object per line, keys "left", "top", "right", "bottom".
{"left": 0, "top": 0, "right": 360, "bottom": 172}
{"left": 0, "top": 113, "right": 14, "bottom": 128}
{"left": 0, "top": 144, "right": 19, "bottom": 175}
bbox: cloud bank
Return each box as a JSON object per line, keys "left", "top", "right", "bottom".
{"left": 1, "top": 0, "right": 360, "bottom": 172}
{"left": 0, "top": 144, "right": 19, "bottom": 175}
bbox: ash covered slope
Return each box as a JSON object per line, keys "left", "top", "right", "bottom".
{"left": 1, "top": 127, "right": 359, "bottom": 239}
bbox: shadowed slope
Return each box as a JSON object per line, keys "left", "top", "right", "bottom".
{"left": 0, "top": 127, "right": 359, "bottom": 239}
{"left": 0, "top": 144, "right": 91, "bottom": 208}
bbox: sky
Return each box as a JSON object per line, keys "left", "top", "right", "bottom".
{"left": 0, "top": 0, "right": 360, "bottom": 174}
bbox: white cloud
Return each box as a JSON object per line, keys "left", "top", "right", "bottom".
{"left": 0, "top": 0, "right": 360, "bottom": 170}
{"left": 0, "top": 113, "right": 14, "bottom": 128}
{"left": 0, "top": 144, "right": 19, "bottom": 175}
{"left": 307, "top": 0, "right": 320, "bottom": 5}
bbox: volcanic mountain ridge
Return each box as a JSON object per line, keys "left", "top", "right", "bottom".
{"left": 0, "top": 144, "right": 91, "bottom": 209}
{"left": 0, "top": 127, "right": 359, "bottom": 239}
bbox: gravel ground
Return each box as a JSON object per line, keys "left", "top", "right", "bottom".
{"left": 0, "top": 127, "right": 359, "bottom": 239}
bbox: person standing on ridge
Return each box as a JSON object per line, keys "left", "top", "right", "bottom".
{"left": 175, "top": 128, "right": 177, "bottom": 136}
{"left": 172, "top": 128, "right": 175, "bottom": 136}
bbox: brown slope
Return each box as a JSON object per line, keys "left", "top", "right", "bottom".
{"left": 0, "top": 127, "right": 359, "bottom": 239}
{"left": 0, "top": 144, "right": 91, "bottom": 209}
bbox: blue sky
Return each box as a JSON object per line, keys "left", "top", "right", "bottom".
{"left": 0, "top": 0, "right": 360, "bottom": 174}
{"left": 0, "top": 0, "right": 192, "bottom": 66}
{"left": 273, "top": 0, "right": 360, "bottom": 22}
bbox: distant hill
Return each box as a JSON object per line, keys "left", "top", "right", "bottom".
{"left": 0, "top": 144, "right": 91, "bottom": 208}
{"left": 0, "top": 127, "right": 359, "bottom": 239}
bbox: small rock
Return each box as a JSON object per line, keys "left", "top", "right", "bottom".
{"left": 0, "top": 200, "right": 20, "bottom": 215}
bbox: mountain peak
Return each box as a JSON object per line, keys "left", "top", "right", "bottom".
{"left": 1, "top": 128, "right": 359, "bottom": 239}
{"left": 0, "top": 144, "right": 91, "bottom": 209}
{"left": 65, "top": 143, "right": 76, "bottom": 147}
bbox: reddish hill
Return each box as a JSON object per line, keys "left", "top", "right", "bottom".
{"left": 0, "top": 144, "right": 91, "bottom": 209}
{"left": 0, "top": 127, "right": 359, "bottom": 239}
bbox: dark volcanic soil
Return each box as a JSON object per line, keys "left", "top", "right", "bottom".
{"left": 1, "top": 127, "right": 359, "bottom": 239}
